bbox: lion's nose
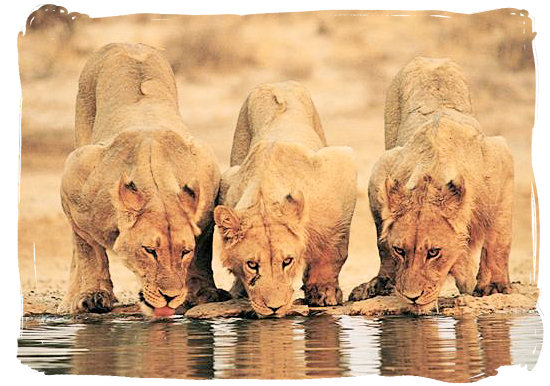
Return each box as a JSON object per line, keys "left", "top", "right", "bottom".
{"left": 159, "top": 290, "right": 176, "bottom": 303}
{"left": 268, "top": 306, "right": 281, "bottom": 313}
{"left": 403, "top": 290, "right": 424, "bottom": 303}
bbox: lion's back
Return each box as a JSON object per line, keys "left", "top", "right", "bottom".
{"left": 230, "top": 81, "right": 327, "bottom": 166}
{"left": 236, "top": 140, "right": 357, "bottom": 237}
{"left": 76, "top": 43, "right": 180, "bottom": 146}
{"left": 385, "top": 56, "right": 473, "bottom": 149}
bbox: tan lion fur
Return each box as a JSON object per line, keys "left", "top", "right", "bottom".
{"left": 349, "top": 57, "right": 514, "bottom": 307}
{"left": 214, "top": 81, "right": 357, "bottom": 316}
{"left": 59, "top": 43, "right": 227, "bottom": 314}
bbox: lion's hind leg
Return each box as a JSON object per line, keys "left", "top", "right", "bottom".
{"left": 59, "top": 231, "right": 117, "bottom": 314}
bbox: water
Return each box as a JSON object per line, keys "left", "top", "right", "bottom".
{"left": 18, "top": 312, "right": 542, "bottom": 381}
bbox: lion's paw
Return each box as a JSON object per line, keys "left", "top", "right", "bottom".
{"left": 68, "top": 290, "right": 117, "bottom": 314}
{"left": 304, "top": 283, "right": 343, "bottom": 306}
{"left": 348, "top": 276, "right": 394, "bottom": 301}
{"left": 473, "top": 282, "right": 514, "bottom": 296}
{"left": 192, "top": 287, "right": 232, "bottom": 305}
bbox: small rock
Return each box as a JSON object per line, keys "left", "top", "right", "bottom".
{"left": 185, "top": 299, "right": 256, "bottom": 319}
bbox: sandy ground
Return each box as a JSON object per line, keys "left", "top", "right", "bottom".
{"left": 17, "top": 8, "right": 537, "bottom": 315}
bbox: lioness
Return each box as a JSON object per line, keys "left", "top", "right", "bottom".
{"left": 214, "top": 81, "right": 357, "bottom": 316}
{"left": 349, "top": 57, "right": 514, "bottom": 308}
{"left": 59, "top": 43, "right": 229, "bottom": 315}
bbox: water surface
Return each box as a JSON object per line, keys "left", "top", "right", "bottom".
{"left": 18, "top": 312, "right": 542, "bottom": 381}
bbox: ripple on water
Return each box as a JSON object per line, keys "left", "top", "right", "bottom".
{"left": 17, "top": 312, "right": 542, "bottom": 380}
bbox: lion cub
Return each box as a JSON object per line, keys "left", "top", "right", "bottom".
{"left": 350, "top": 57, "right": 514, "bottom": 308}
{"left": 59, "top": 43, "right": 229, "bottom": 315}
{"left": 214, "top": 81, "right": 357, "bottom": 316}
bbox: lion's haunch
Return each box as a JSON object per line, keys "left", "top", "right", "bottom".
{"left": 153, "top": 307, "right": 175, "bottom": 317}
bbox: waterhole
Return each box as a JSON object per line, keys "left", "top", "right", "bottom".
{"left": 18, "top": 312, "right": 542, "bottom": 381}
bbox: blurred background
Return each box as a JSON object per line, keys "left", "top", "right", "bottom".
{"left": 17, "top": 5, "right": 536, "bottom": 313}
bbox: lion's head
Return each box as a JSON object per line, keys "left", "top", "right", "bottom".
{"left": 214, "top": 192, "right": 307, "bottom": 317}
{"left": 110, "top": 132, "right": 206, "bottom": 316}
{"left": 380, "top": 175, "right": 470, "bottom": 307}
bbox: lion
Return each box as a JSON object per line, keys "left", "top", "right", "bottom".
{"left": 349, "top": 57, "right": 514, "bottom": 309}
{"left": 214, "top": 81, "right": 357, "bottom": 317}
{"left": 58, "top": 43, "right": 229, "bottom": 316}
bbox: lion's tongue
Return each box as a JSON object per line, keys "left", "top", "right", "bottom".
{"left": 154, "top": 307, "right": 175, "bottom": 317}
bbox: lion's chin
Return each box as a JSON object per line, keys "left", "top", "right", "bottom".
{"left": 406, "top": 297, "right": 440, "bottom": 315}
{"left": 256, "top": 311, "right": 286, "bottom": 319}
{"left": 139, "top": 301, "right": 177, "bottom": 317}
{"left": 250, "top": 303, "right": 291, "bottom": 318}
{"left": 395, "top": 290, "right": 440, "bottom": 314}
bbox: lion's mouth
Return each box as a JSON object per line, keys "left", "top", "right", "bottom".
{"left": 249, "top": 299, "right": 290, "bottom": 318}
{"left": 396, "top": 290, "right": 439, "bottom": 309}
{"left": 410, "top": 299, "right": 433, "bottom": 307}
{"left": 138, "top": 291, "right": 176, "bottom": 317}
{"left": 256, "top": 310, "right": 286, "bottom": 318}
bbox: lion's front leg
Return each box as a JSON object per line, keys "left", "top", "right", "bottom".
{"left": 59, "top": 231, "right": 117, "bottom": 314}
{"left": 349, "top": 186, "right": 398, "bottom": 302}
{"left": 474, "top": 239, "right": 513, "bottom": 296}
{"left": 450, "top": 249, "right": 478, "bottom": 294}
{"left": 474, "top": 186, "right": 513, "bottom": 296}
{"left": 184, "top": 224, "right": 231, "bottom": 306}
{"left": 349, "top": 240, "right": 396, "bottom": 301}
{"left": 303, "top": 238, "right": 348, "bottom": 307}
{"left": 475, "top": 143, "right": 514, "bottom": 296}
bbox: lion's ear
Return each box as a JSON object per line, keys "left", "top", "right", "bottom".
{"left": 440, "top": 177, "right": 465, "bottom": 212}
{"left": 384, "top": 177, "right": 404, "bottom": 213}
{"left": 281, "top": 190, "right": 305, "bottom": 222}
{"left": 214, "top": 206, "right": 241, "bottom": 243}
{"left": 118, "top": 173, "right": 146, "bottom": 212}
{"left": 178, "top": 180, "right": 200, "bottom": 214}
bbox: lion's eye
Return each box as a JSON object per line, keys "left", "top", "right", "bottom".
{"left": 282, "top": 257, "right": 294, "bottom": 268}
{"left": 427, "top": 248, "right": 441, "bottom": 259}
{"left": 181, "top": 248, "right": 192, "bottom": 258}
{"left": 392, "top": 246, "right": 406, "bottom": 257}
{"left": 246, "top": 261, "right": 259, "bottom": 270}
{"left": 142, "top": 246, "right": 157, "bottom": 259}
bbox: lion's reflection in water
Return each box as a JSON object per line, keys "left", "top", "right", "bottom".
{"left": 376, "top": 316, "right": 513, "bottom": 381}
{"left": 69, "top": 318, "right": 216, "bottom": 379}
{"left": 211, "top": 315, "right": 347, "bottom": 378}
{"left": 18, "top": 313, "right": 541, "bottom": 380}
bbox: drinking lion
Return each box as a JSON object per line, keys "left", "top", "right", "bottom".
{"left": 214, "top": 81, "right": 357, "bottom": 316}
{"left": 59, "top": 43, "right": 229, "bottom": 315}
{"left": 350, "top": 57, "right": 514, "bottom": 308}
